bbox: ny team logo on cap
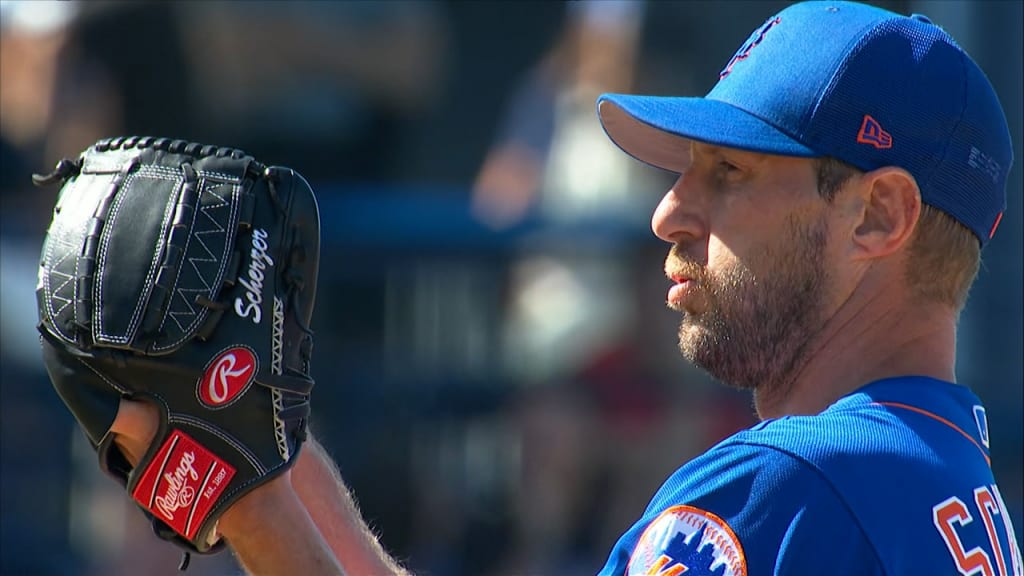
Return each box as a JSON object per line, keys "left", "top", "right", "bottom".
{"left": 627, "top": 505, "right": 746, "bottom": 576}
{"left": 720, "top": 17, "right": 781, "bottom": 79}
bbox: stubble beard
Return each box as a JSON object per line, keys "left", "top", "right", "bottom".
{"left": 674, "top": 215, "right": 830, "bottom": 397}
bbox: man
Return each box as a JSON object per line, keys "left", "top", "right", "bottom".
{"left": 109, "top": 1, "right": 1020, "bottom": 574}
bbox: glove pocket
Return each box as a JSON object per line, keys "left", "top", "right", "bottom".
{"left": 98, "top": 162, "right": 246, "bottom": 354}
{"left": 90, "top": 167, "right": 184, "bottom": 349}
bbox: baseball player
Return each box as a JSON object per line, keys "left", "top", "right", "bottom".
{"left": 44, "top": 1, "right": 1018, "bottom": 575}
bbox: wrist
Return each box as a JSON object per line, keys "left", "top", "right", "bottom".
{"left": 219, "top": 472, "right": 294, "bottom": 539}
{"left": 215, "top": 470, "right": 347, "bottom": 575}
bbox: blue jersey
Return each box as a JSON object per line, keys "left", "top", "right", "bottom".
{"left": 599, "top": 377, "right": 1022, "bottom": 576}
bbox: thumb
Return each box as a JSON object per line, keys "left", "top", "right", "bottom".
{"left": 110, "top": 398, "right": 159, "bottom": 467}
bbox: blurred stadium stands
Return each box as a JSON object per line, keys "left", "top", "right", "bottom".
{"left": 1, "top": 1, "right": 1020, "bottom": 575}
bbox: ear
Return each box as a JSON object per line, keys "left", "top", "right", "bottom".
{"left": 850, "top": 167, "right": 921, "bottom": 259}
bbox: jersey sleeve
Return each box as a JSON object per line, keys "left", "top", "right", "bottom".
{"left": 597, "top": 441, "right": 885, "bottom": 576}
{"left": 770, "top": 475, "right": 884, "bottom": 575}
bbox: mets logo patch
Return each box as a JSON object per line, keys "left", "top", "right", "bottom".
{"left": 627, "top": 505, "right": 746, "bottom": 576}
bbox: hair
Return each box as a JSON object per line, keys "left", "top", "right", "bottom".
{"left": 814, "top": 157, "right": 980, "bottom": 312}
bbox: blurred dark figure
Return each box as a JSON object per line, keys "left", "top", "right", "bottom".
{"left": 44, "top": 2, "right": 191, "bottom": 161}
{"left": 396, "top": 0, "right": 566, "bottom": 187}
{"left": 176, "top": 1, "right": 447, "bottom": 184}
{"left": 45, "top": 1, "right": 448, "bottom": 185}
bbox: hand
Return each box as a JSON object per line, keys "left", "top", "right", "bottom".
{"left": 109, "top": 398, "right": 160, "bottom": 467}
{"left": 109, "top": 398, "right": 324, "bottom": 574}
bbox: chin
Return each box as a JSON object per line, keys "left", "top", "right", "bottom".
{"left": 677, "top": 323, "right": 761, "bottom": 392}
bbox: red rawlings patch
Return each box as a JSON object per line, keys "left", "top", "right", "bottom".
{"left": 199, "top": 346, "right": 257, "bottom": 408}
{"left": 131, "top": 430, "right": 236, "bottom": 540}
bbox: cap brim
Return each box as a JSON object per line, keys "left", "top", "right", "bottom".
{"left": 597, "top": 94, "right": 817, "bottom": 172}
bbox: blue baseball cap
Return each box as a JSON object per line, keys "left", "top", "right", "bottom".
{"left": 597, "top": 1, "right": 1012, "bottom": 245}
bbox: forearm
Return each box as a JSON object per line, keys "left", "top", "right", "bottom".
{"left": 218, "top": 474, "right": 346, "bottom": 576}
{"left": 293, "top": 436, "right": 411, "bottom": 576}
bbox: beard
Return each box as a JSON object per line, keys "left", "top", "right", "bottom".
{"left": 668, "top": 214, "right": 830, "bottom": 395}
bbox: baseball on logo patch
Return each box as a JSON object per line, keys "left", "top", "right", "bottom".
{"left": 198, "top": 346, "right": 258, "bottom": 408}
{"left": 627, "top": 505, "right": 746, "bottom": 576}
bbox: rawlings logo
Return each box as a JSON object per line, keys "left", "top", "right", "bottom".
{"left": 131, "top": 430, "right": 237, "bottom": 540}
{"left": 199, "top": 347, "right": 257, "bottom": 407}
{"left": 234, "top": 228, "right": 274, "bottom": 324}
{"left": 154, "top": 450, "right": 199, "bottom": 521}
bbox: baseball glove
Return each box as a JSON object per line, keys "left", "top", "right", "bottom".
{"left": 34, "top": 136, "right": 321, "bottom": 557}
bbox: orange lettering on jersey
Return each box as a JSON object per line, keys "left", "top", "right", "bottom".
{"left": 933, "top": 496, "right": 996, "bottom": 576}
{"left": 975, "top": 487, "right": 1008, "bottom": 576}
{"left": 990, "top": 485, "right": 1024, "bottom": 576}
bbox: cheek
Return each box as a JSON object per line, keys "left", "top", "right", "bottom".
{"left": 705, "top": 237, "right": 754, "bottom": 299}
{"left": 707, "top": 198, "right": 777, "bottom": 272}
{"left": 707, "top": 236, "right": 735, "bottom": 273}
{"left": 707, "top": 233, "right": 760, "bottom": 283}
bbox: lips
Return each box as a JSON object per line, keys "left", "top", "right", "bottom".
{"left": 667, "top": 278, "right": 694, "bottom": 307}
{"left": 664, "top": 252, "right": 703, "bottom": 310}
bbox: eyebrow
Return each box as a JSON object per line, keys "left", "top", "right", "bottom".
{"left": 706, "top": 144, "right": 725, "bottom": 154}
{"left": 690, "top": 142, "right": 720, "bottom": 156}
{"left": 691, "top": 143, "right": 744, "bottom": 162}
{"left": 693, "top": 143, "right": 770, "bottom": 167}
{"left": 692, "top": 142, "right": 742, "bottom": 158}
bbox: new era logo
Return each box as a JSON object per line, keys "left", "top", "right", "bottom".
{"left": 857, "top": 115, "right": 892, "bottom": 149}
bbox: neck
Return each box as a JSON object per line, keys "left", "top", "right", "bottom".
{"left": 753, "top": 284, "right": 958, "bottom": 420}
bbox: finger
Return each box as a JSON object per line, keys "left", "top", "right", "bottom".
{"left": 110, "top": 398, "right": 159, "bottom": 466}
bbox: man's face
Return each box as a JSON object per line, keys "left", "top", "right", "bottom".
{"left": 655, "top": 142, "right": 837, "bottom": 395}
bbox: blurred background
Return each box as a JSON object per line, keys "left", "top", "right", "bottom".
{"left": 0, "top": 1, "right": 1019, "bottom": 574}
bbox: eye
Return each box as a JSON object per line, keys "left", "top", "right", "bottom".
{"left": 718, "top": 160, "right": 741, "bottom": 173}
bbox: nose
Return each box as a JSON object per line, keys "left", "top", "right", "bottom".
{"left": 651, "top": 173, "right": 707, "bottom": 244}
